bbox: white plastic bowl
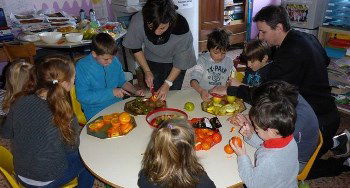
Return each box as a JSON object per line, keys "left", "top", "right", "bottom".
{"left": 39, "top": 32, "right": 62, "bottom": 44}
{"left": 65, "top": 33, "right": 83, "bottom": 43}
{"left": 22, "top": 34, "right": 40, "bottom": 42}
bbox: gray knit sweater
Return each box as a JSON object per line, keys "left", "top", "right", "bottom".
{"left": 238, "top": 134, "right": 299, "bottom": 188}
{"left": 0, "top": 94, "right": 80, "bottom": 181}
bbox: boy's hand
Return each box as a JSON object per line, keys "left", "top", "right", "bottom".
{"left": 144, "top": 71, "right": 154, "bottom": 89}
{"left": 200, "top": 89, "right": 211, "bottom": 101}
{"left": 113, "top": 88, "right": 129, "bottom": 98}
{"left": 230, "top": 139, "right": 246, "bottom": 156}
{"left": 209, "top": 85, "right": 227, "bottom": 96}
{"left": 135, "top": 89, "right": 145, "bottom": 97}
{"left": 227, "top": 78, "right": 242, "bottom": 87}
{"left": 228, "top": 113, "right": 253, "bottom": 139}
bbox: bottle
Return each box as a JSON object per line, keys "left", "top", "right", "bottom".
{"left": 79, "top": 9, "right": 85, "bottom": 21}
{"left": 89, "top": 9, "right": 96, "bottom": 22}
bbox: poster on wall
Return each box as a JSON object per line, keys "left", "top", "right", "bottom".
{"left": 174, "top": 0, "right": 192, "bottom": 10}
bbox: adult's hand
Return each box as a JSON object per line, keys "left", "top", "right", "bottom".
{"left": 144, "top": 71, "right": 154, "bottom": 89}
{"left": 156, "top": 83, "right": 170, "bottom": 101}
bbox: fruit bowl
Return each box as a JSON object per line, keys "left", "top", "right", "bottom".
{"left": 65, "top": 33, "right": 83, "bottom": 43}
{"left": 39, "top": 32, "right": 62, "bottom": 44}
{"left": 201, "top": 95, "right": 246, "bottom": 116}
{"left": 146, "top": 108, "right": 188, "bottom": 128}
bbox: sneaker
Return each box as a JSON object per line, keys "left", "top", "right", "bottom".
{"left": 331, "top": 129, "right": 350, "bottom": 157}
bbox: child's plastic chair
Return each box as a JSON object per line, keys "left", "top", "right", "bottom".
{"left": 297, "top": 130, "right": 323, "bottom": 181}
{"left": 70, "top": 85, "right": 87, "bottom": 125}
{"left": 0, "top": 145, "right": 78, "bottom": 188}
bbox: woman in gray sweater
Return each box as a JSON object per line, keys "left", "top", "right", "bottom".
{"left": 1, "top": 55, "right": 94, "bottom": 187}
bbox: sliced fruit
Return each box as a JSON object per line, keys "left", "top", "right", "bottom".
{"left": 212, "top": 97, "right": 222, "bottom": 104}
{"left": 119, "top": 112, "right": 131, "bottom": 124}
{"left": 226, "top": 95, "right": 236, "bottom": 103}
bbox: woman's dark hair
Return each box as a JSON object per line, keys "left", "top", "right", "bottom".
{"left": 91, "top": 33, "right": 117, "bottom": 56}
{"left": 142, "top": 0, "right": 177, "bottom": 31}
{"left": 253, "top": 5, "right": 291, "bottom": 32}
{"left": 241, "top": 39, "right": 271, "bottom": 63}
{"left": 207, "top": 28, "right": 230, "bottom": 51}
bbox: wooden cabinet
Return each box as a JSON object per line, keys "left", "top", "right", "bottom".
{"left": 199, "top": 0, "right": 248, "bottom": 52}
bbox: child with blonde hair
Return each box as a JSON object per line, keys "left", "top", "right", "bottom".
{"left": 2, "top": 60, "right": 35, "bottom": 113}
{"left": 1, "top": 54, "right": 94, "bottom": 187}
{"left": 138, "top": 119, "right": 215, "bottom": 188}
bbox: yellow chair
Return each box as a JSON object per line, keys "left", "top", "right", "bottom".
{"left": 297, "top": 130, "right": 323, "bottom": 181}
{"left": 70, "top": 85, "right": 87, "bottom": 125}
{"left": 0, "top": 146, "right": 78, "bottom": 188}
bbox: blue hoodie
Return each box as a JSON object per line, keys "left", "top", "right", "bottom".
{"left": 75, "top": 54, "right": 126, "bottom": 120}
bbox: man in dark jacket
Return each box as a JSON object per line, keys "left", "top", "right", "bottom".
{"left": 253, "top": 5, "right": 349, "bottom": 160}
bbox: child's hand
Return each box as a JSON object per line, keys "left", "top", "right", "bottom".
{"left": 209, "top": 85, "right": 227, "bottom": 96}
{"left": 227, "top": 78, "right": 242, "bottom": 87}
{"left": 200, "top": 89, "right": 211, "bottom": 101}
{"left": 228, "top": 114, "right": 253, "bottom": 139}
{"left": 230, "top": 139, "right": 246, "bottom": 156}
{"left": 113, "top": 88, "right": 129, "bottom": 98}
{"left": 239, "top": 123, "right": 253, "bottom": 140}
{"left": 135, "top": 89, "right": 145, "bottom": 96}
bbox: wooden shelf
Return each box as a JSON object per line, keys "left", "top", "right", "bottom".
{"left": 318, "top": 26, "right": 350, "bottom": 47}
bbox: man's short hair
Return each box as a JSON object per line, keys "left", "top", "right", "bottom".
{"left": 91, "top": 33, "right": 117, "bottom": 56}
{"left": 249, "top": 80, "right": 297, "bottom": 137}
{"left": 207, "top": 29, "right": 230, "bottom": 52}
{"left": 253, "top": 5, "right": 291, "bottom": 32}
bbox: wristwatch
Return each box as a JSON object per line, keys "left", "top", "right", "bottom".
{"left": 164, "top": 79, "right": 173, "bottom": 87}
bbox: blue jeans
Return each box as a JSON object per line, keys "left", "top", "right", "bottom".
{"left": 17, "top": 151, "right": 94, "bottom": 188}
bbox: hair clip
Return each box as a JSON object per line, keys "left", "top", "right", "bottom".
{"left": 52, "top": 79, "right": 59, "bottom": 84}
{"left": 167, "top": 124, "right": 174, "bottom": 129}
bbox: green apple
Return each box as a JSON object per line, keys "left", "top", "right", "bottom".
{"left": 226, "top": 95, "right": 236, "bottom": 103}
{"left": 298, "top": 181, "right": 310, "bottom": 188}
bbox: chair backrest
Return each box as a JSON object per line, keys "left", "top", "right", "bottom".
{"left": 297, "top": 130, "right": 323, "bottom": 180}
{"left": 3, "top": 42, "right": 36, "bottom": 64}
{"left": 70, "top": 85, "right": 87, "bottom": 125}
{"left": 0, "top": 146, "right": 20, "bottom": 188}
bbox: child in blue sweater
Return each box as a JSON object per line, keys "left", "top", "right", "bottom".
{"left": 75, "top": 33, "right": 143, "bottom": 120}
{"left": 230, "top": 89, "right": 299, "bottom": 188}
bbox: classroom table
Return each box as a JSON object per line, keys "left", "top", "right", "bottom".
{"left": 79, "top": 89, "right": 256, "bottom": 187}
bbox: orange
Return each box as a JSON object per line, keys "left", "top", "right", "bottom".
{"left": 197, "top": 132, "right": 206, "bottom": 139}
{"left": 212, "top": 133, "right": 222, "bottom": 144}
{"left": 94, "top": 120, "right": 104, "bottom": 129}
{"left": 103, "top": 115, "right": 113, "bottom": 124}
{"left": 110, "top": 118, "right": 120, "bottom": 127}
{"left": 206, "top": 130, "right": 215, "bottom": 136}
{"left": 107, "top": 127, "right": 120, "bottom": 138}
{"left": 224, "top": 144, "right": 234, "bottom": 154}
{"left": 195, "top": 137, "right": 203, "bottom": 143}
{"left": 231, "top": 136, "right": 243, "bottom": 148}
{"left": 89, "top": 123, "right": 99, "bottom": 132}
{"left": 120, "top": 123, "right": 133, "bottom": 134}
{"left": 204, "top": 136, "right": 214, "bottom": 146}
{"left": 111, "top": 113, "right": 119, "bottom": 118}
{"left": 150, "top": 95, "right": 158, "bottom": 102}
{"left": 119, "top": 112, "right": 131, "bottom": 124}
{"left": 201, "top": 128, "right": 209, "bottom": 134}
{"left": 201, "top": 142, "right": 211, "bottom": 150}
{"left": 195, "top": 143, "right": 202, "bottom": 151}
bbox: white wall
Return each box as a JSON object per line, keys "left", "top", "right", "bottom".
{"left": 174, "top": 0, "right": 199, "bottom": 57}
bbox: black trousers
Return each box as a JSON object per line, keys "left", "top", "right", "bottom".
{"left": 147, "top": 60, "right": 186, "bottom": 91}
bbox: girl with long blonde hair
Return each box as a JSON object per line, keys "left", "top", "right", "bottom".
{"left": 2, "top": 60, "right": 35, "bottom": 113}
{"left": 1, "top": 54, "right": 94, "bottom": 188}
{"left": 138, "top": 119, "right": 216, "bottom": 188}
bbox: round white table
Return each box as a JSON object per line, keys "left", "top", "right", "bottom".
{"left": 79, "top": 89, "right": 256, "bottom": 187}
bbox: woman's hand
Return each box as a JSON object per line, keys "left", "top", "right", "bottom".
{"left": 200, "top": 89, "right": 211, "bottom": 101}
{"left": 230, "top": 139, "right": 246, "bottom": 156}
{"left": 227, "top": 78, "right": 242, "bottom": 87}
{"left": 113, "top": 88, "right": 129, "bottom": 98}
{"left": 209, "top": 85, "right": 227, "bottom": 96}
{"left": 144, "top": 71, "right": 154, "bottom": 89}
{"left": 156, "top": 83, "right": 170, "bottom": 101}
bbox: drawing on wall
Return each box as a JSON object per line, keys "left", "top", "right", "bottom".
{"left": 285, "top": 4, "right": 309, "bottom": 23}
